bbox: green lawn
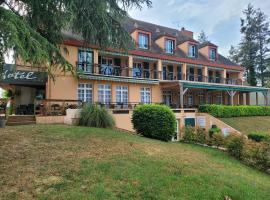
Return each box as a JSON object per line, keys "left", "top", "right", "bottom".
{"left": 0, "top": 125, "right": 270, "bottom": 200}
{"left": 220, "top": 116, "right": 270, "bottom": 135}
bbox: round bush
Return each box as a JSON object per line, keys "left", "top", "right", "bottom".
{"left": 132, "top": 104, "right": 176, "bottom": 141}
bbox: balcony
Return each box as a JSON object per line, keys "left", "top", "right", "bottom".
{"left": 77, "top": 62, "right": 242, "bottom": 86}
{"left": 77, "top": 62, "right": 159, "bottom": 80}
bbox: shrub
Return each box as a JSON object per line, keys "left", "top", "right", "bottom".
{"left": 243, "top": 141, "right": 270, "bottom": 173}
{"left": 227, "top": 136, "right": 245, "bottom": 159}
{"left": 196, "top": 128, "right": 208, "bottom": 144}
{"left": 208, "top": 127, "right": 221, "bottom": 138}
{"left": 182, "top": 126, "right": 197, "bottom": 143}
{"left": 132, "top": 104, "right": 176, "bottom": 141}
{"left": 79, "top": 104, "right": 115, "bottom": 128}
{"left": 248, "top": 132, "right": 270, "bottom": 142}
{"left": 199, "top": 104, "right": 270, "bottom": 118}
{"left": 210, "top": 132, "right": 225, "bottom": 147}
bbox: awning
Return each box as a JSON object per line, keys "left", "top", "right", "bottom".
{"left": 180, "top": 80, "right": 268, "bottom": 93}
{"left": 79, "top": 74, "right": 159, "bottom": 85}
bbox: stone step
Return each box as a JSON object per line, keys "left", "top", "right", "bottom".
{"left": 6, "top": 121, "right": 36, "bottom": 126}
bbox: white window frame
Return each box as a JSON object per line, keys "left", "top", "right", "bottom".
{"left": 98, "top": 84, "right": 111, "bottom": 104}
{"left": 188, "top": 94, "right": 193, "bottom": 106}
{"left": 116, "top": 86, "right": 128, "bottom": 104}
{"left": 209, "top": 48, "right": 217, "bottom": 61}
{"left": 188, "top": 45, "right": 196, "bottom": 58}
{"left": 138, "top": 33, "right": 149, "bottom": 49}
{"left": 78, "top": 83, "right": 93, "bottom": 103}
{"left": 140, "top": 87, "right": 151, "bottom": 104}
{"left": 165, "top": 39, "right": 174, "bottom": 54}
{"left": 78, "top": 50, "right": 93, "bottom": 72}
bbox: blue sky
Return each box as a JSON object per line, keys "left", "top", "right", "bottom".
{"left": 129, "top": 0, "right": 270, "bottom": 56}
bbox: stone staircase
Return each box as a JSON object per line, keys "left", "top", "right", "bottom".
{"left": 6, "top": 115, "right": 36, "bottom": 126}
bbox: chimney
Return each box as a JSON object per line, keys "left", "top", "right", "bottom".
{"left": 180, "top": 27, "right": 193, "bottom": 38}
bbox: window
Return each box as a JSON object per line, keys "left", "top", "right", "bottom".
{"left": 78, "top": 83, "right": 92, "bottom": 103}
{"left": 209, "top": 48, "right": 217, "bottom": 61}
{"left": 188, "top": 44, "right": 197, "bottom": 58}
{"left": 78, "top": 50, "right": 93, "bottom": 72}
{"left": 100, "top": 57, "right": 113, "bottom": 75}
{"left": 133, "top": 62, "right": 142, "bottom": 78}
{"left": 208, "top": 95, "right": 212, "bottom": 104}
{"left": 138, "top": 33, "right": 149, "bottom": 49}
{"left": 216, "top": 93, "right": 222, "bottom": 104}
{"left": 116, "top": 86, "right": 128, "bottom": 104}
{"left": 140, "top": 87, "right": 151, "bottom": 104}
{"left": 165, "top": 39, "right": 174, "bottom": 54}
{"left": 188, "top": 94, "right": 193, "bottom": 106}
{"left": 198, "top": 92, "right": 204, "bottom": 105}
{"left": 163, "top": 91, "right": 172, "bottom": 106}
{"left": 98, "top": 84, "right": 111, "bottom": 105}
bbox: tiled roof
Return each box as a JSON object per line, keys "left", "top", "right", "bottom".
{"left": 62, "top": 17, "right": 242, "bottom": 70}
{"left": 121, "top": 18, "right": 241, "bottom": 69}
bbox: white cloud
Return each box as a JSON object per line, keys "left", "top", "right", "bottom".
{"left": 129, "top": 0, "right": 270, "bottom": 56}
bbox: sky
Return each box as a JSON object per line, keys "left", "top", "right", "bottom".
{"left": 129, "top": 0, "right": 270, "bottom": 56}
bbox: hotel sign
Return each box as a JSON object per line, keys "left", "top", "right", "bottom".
{"left": 1, "top": 65, "right": 47, "bottom": 85}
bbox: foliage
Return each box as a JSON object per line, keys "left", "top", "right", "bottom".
{"left": 243, "top": 141, "right": 270, "bottom": 173}
{"left": 248, "top": 132, "right": 270, "bottom": 142}
{"left": 197, "top": 30, "right": 209, "bottom": 43}
{"left": 0, "top": 0, "right": 151, "bottom": 77}
{"left": 196, "top": 128, "right": 208, "bottom": 144}
{"left": 227, "top": 136, "right": 245, "bottom": 160}
{"left": 182, "top": 126, "right": 197, "bottom": 143}
{"left": 199, "top": 104, "right": 270, "bottom": 118}
{"left": 208, "top": 127, "right": 221, "bottom": 138}
{"left": 132, "top": 104, "right": 176, "bottom": 141}
{"left": 79, "top": 104, "right": 115, "bottom": 128}
{"left": 228, "top": 4, "right": 270, "bottom": 86}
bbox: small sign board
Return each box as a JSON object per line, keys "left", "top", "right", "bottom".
{"left": 1, "top": 64, "right": 47, "bottom": 85}
{"left": 197, "top": 116, "right": 206, "bottom": 128}
{"left": 222, "top": 128, "right": 230, "bottom": 137}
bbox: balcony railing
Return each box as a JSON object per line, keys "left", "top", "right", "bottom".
{"left": 77, "top": 62, "right": 242, "bottom": 85}
{"left": 77, "top": 62, "right": 159, "bottom": 79}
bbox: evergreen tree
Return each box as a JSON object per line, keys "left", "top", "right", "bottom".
{"left": 197, "top": 30, "right": 209, "bottom": 43}
{"left": 228, "top": 45, "right": 240, "bottom": 64}
{"left": 239, "top": 4, "right": 258, "bottom": 86}
{"left": 0, "top": 0, "right": 152, "bottom": 78}
{"left": 255, "top": 9, "right": 270, "bottom": 86}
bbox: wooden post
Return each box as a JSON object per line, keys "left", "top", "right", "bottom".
{"left": 128, "top": 55, "right": 133, "bottom": 77}
{"left": 182, "top": 63, "right": 187, "bottom": 80}
{"left": 256, "top": 92, "right": 259, "bottom": 106}
{"left": 180, "top": 84, "right": 184, "bottom": 109}
{"left": 246, "top": 93, "right": 250, "bottom": 105}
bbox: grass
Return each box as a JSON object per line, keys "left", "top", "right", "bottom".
{"left": 220, "top": 116, "right": 270, "bottom": 135}
{"left": 0, "top": 125, "right": 270, "bottom": 200}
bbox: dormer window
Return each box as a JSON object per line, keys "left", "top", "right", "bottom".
{"left": 165, "top": 39, "right": 174, "bottom": 54}
{"left": 188, "top": 44, "right": 197, "bottom": 58}
{"left": 209, "top": 48, "right": 217, "bottom": 61}
{"left": 138, "top": 33, "right": 149, "bottom": 49}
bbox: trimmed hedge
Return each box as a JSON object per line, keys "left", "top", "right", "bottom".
{"left": 132, "top": 104, "right": 176, "bottom": 141}
{"left": 199, "top": 104, "right": 270, "bottom": 118}
{"left": 248, "top": 132, "right": 270, "bottom": 142}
